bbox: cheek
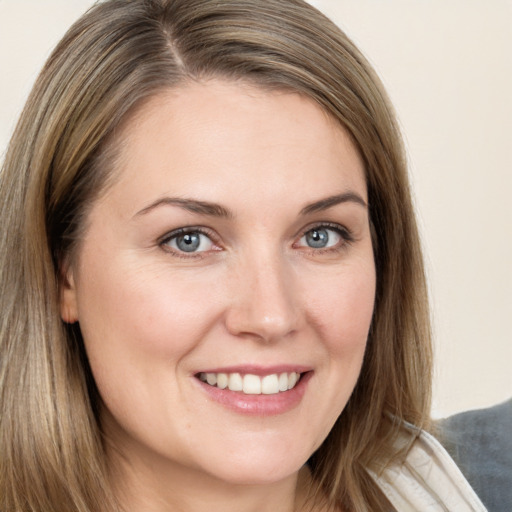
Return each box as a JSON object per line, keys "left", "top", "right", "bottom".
{"left": 74, "top": 259, "right": 227, "bottom": 413}
{"left": 74, "top": 261, "right": 227, "bottom": 436}
{"left": 78, "top": 258, "right": 219, "bottom": 350}
{"left": 296, "top": 259, "right": 376, "bottom": 448}
{"left": 305, "top": 260, "right": 376, "bottom": 356}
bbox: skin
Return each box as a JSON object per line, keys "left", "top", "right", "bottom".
{"left": 60, "top": 80, "right": 376, "bottom": 512}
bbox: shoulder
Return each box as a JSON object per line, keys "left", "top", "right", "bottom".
{"left": 437, "top": 399, "right": 512, "bottom": 512}
{"left": 438, "top": 398, "right": 512, "bottom": 446}
{"left": 368, "top": 424, "right": 488, "bottom": 512}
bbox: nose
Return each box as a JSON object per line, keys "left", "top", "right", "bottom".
{"left": 224, "top": 252, "right": 300, "bottom": 343}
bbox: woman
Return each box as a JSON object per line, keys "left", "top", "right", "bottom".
{"left": 0, "top": 1, "right": 486, "bottom": 511}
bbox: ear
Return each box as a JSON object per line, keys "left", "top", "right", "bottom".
{"left": 59, "top": 261, "right": 79, "bottom": 324}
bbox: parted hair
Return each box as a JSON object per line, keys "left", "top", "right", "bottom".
{"left": 0, "top": 1, "right": 432, "bottom": 510}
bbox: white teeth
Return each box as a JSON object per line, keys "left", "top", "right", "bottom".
{"left": 199, "top": 371, "right": 301, "bottom": 395}
{"left": 288, "top": 372, "right": 298, "bottom": 390}
{"left": 278, "top": 372, "right": 288, "bottom": 392}
{"left": 261, "top": 374, "right": 279, "bottom": 394}
{"left": 243, "top": 374, "right": 261, "bottom": 394}
{"left": 216, "top": 373, "right": 228, "bottom": 389}
{"left": 229, "top": 373, "right": 243, "bottom": 391}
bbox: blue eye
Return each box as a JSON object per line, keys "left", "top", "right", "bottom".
{"left": 299, "top": 227, "right": 342, "bottom": 249}
{"left": 163, "top": 230, "right": 215, "bottom": 253}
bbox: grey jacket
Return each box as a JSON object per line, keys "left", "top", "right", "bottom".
{"left": 438, "top": 399, "right": 512, "bottom": 512}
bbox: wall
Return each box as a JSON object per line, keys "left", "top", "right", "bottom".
{"left": 1, "top": 0, "right": 510, "bottom": 418}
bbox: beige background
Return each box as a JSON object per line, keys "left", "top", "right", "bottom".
{"left": 1, "top": 0, "right": 511, "bottom": 418}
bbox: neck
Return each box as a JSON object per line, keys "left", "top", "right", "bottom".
{"left": 109, "top": 453, "right": 313, "bottom": 512}
{"left": 101, "top": 408, "right": 326, "bottom": 512}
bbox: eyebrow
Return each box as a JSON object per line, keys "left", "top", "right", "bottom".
{"left": 135, "top": 197, "right": 233, "bottom": 218}
{"left": 135, "top": 191, "right": 367, "bottom": 219}
{"left": 299, "top": 192, "right": 368, "bottom": 215}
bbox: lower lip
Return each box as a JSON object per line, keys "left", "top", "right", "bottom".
{"left": 196, "top": 372, "right": 312, "bottom": 416}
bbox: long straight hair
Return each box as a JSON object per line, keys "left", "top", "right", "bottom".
{"left": 0, "top": 1, "right": 432, "bottom": 510}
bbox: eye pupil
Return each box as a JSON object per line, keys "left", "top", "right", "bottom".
{"left": 177, "top": 233, "right": 201, "bottom": 252}
{"left": 306, "top": 229, "right": 329, "bottom": 248}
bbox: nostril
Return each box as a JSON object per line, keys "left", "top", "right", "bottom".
{"left": 224, "top": 304, "right": 299, "bottom": 343}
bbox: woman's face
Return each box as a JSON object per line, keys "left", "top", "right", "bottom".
{"left": 61, "top": 80, "right": 376, "bottom": 488}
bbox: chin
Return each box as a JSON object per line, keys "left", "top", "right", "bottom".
{"left": 195, "top": 441, "right": 310, "bottom": 486}
{"left": 208, "top": 463, "right": 302, "bottom": 487}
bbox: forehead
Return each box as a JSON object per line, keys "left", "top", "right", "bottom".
{"left": 102, "top": 79, "right": 366, "bottom": 217}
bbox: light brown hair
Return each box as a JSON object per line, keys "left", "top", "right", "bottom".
{"left": 0, "top": 1, "right": 432, "bottom": 510}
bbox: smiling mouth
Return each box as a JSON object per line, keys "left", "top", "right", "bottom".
{"left": 197, "top": 371, "right": 302, "bottom": 395}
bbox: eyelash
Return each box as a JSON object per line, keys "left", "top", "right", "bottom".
{"left": 296, "top": 222, "right": 354, "bottom": 255}
{"left": 159, "top": 227, "right": 220, "bottom": 259}
{"left": 158, "top": 223, "right": 354, "bottom": 258}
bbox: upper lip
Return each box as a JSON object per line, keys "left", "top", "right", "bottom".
{"left": 194, "top": 365, "right": 312, "bottom": 376}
